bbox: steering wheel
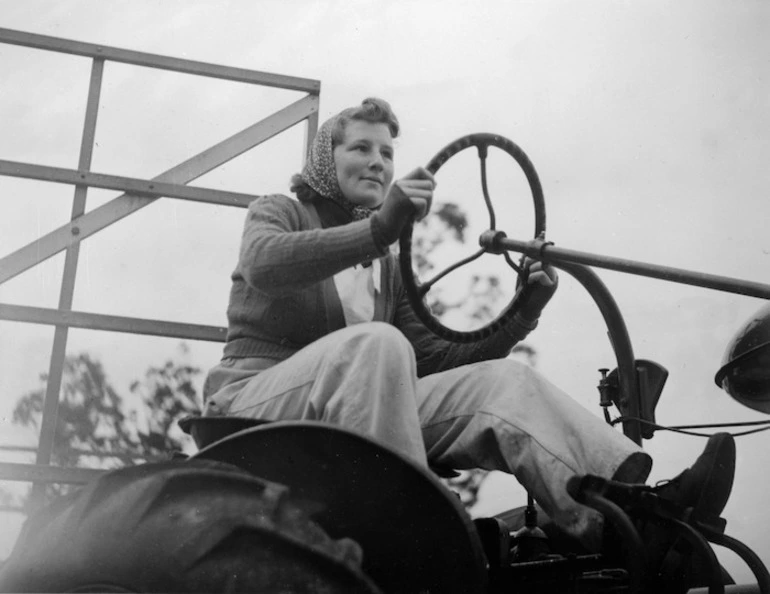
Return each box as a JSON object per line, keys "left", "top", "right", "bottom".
{"left": 398, "top": 133, "right": 547, "bottom": 343}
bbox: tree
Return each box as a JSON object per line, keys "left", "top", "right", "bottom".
{"left": 127, "top": 348, "right": 201, "bottom": 457}
{"left": 9, "top": 348, "right": 200, "bottom": 507}
{"left": 412, "top": 202, "right": 508, "bottom": 325}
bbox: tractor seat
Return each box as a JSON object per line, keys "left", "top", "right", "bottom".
{"left": 178, "top": 415, "right": 459, "bottom": 478}
{"left": 178, "top": 415, "right": 271, "bottom": 450}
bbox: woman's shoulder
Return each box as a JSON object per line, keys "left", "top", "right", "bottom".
{"left": 244, "top": 193, "right": 312, "bottom": 229}
{"left": 248, "top": 193, "right": 311, "bottom": 217}
{"left": 247, "top": 193, "right": 302, "bottom": 211}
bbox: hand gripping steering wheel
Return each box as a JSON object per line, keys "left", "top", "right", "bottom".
{"left": 398, "top": 133, "right": 547, "bottom": 343}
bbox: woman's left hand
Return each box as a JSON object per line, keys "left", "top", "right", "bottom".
{"left": 519, "top": 258, "right": 558, "bottom": 321}
{"left": 525, "top": 258, "right": 558, "bottom": 289}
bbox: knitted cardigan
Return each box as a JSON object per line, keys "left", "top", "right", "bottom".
{"left": 223, "top": 194, "right": 537, "bottom": 378}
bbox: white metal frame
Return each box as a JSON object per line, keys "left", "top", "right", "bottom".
{"left": 0, "top": 28, "right": 320, "bottom": 503}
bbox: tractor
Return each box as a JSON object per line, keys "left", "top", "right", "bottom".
{"left": 1, "top": 134, "right": 768, "bottom": 594}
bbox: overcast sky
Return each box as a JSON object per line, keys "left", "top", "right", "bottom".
{"left": 1, "top": 0, "right": 769, "bottom": 580}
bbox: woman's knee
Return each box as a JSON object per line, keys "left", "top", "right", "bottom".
{"left": 476, "top": 357, "right": 538, "bottom": 384}
{"left": 328, "top": 323, "right": 415, "bottom": 376}
{"left": 344, "top": 322, "right": 413, "bottom": 354}
{"left": 460, "top": 358, "right": 550, "bottom": 410}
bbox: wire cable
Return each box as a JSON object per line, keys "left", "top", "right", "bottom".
{"left": 609, "top": 416, "right": 770, "bottom": 438}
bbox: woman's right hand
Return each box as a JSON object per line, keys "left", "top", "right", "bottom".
{"left": 374, "top": 167, "right": 435, "bottom": 244}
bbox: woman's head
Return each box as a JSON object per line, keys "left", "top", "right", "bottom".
{"left": 293, "top": 97, "right": 400, "bottom": 218}
{"left": 329, "top": 97, "right": 400, "bottom": 148}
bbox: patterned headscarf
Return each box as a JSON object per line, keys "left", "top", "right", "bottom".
{"left": 297, "top": 115, "right": 376, "bottom": 221}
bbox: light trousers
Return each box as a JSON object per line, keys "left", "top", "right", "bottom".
{"left": 203, "top": 322, "right": 647, "bottom": 547}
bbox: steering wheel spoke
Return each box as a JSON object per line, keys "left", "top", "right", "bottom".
{"left": 399, "top": 133, "right": 546, "bottom": 343}
{"left": 479, "top": 150, "right": 496, "bottom": 230}
{"left": 420, "top": 247, "right": 488, "bottom": 293}
{"left": 503, "top": 251, "right": 524, "bottom": 275}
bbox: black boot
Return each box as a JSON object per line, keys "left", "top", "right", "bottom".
{"left": 652, "top": 432, "right": 735, "bottom": 520}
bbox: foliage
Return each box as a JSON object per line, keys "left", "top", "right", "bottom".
{"left": 9, "top": 350, "right": 200, "bottom": 507}
{"left": 127, "top": 351, "right": 201, "bottom": 456}
{"left": 412, "top": 203, "right": 506, "bottom": 324}
{"left": 13, "top": 354, "right": 135, "bottom": 470}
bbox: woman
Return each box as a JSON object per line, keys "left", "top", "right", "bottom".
{"left": 203, "top": 97, "right": 733, "bottom": 560}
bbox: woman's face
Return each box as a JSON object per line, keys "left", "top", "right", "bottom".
{"left": 333, "top": 120, "right": 394, "bottom": 208}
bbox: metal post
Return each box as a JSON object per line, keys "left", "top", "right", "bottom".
{"left": 28, "top": 58, "right": 104, "bottom": 511}
{"left": 304, "top": 105, "right": 320, "bottom": 159}
{"left": 557, "top": 263, "right": 642, "bottom": 444}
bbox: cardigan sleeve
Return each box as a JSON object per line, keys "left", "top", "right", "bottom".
{"left": 391, "top": 266, "right": 538, "bottom": 377}
{"left": 237, "top": 195, "right": 389, "bottom": 296}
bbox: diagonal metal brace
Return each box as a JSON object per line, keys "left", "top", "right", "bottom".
{"left": 0, "top": 94, "right": 318, "bottom": 285}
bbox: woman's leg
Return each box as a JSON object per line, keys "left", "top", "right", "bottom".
{"left": 416, "top": 358, "right": 651, "bottom": 548}
{"left": 205, "top": 322, "right": 428, "bottom": 466}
